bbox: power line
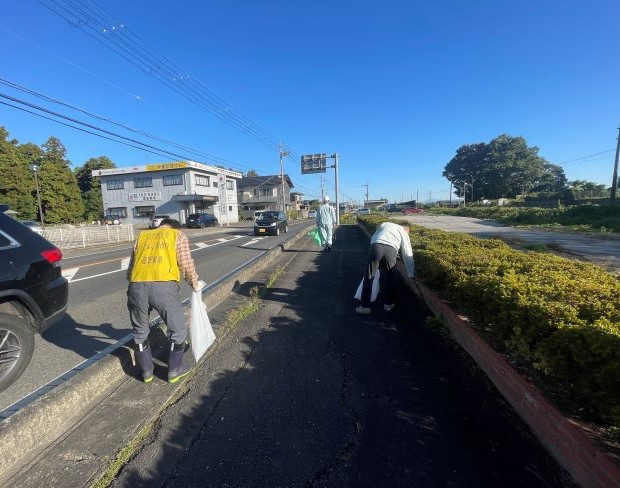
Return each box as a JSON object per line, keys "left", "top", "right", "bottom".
{"left": 36, "top": 0, "right": 294, "bottom": 155}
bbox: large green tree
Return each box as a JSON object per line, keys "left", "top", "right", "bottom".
{"left": 443, "top": 134, "right": 567, "bottom": 200}
{"left": 0, "top": 127, "right": 36, "bottom": 218}
{"left": 74, "top": 156, "right": 116, "bottom": 221}
{"left": 37, "top": 137, "right": 84, "bottom": 223}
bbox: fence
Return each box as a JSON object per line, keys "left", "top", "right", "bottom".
{"left": 40, "top": 224, "right": 135, "bottom": 250}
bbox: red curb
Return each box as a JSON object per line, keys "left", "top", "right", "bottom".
{"left": 412, "top": 281, "right": 620, "bottom": 488}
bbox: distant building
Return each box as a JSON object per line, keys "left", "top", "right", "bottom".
{"left": 93, "top": 160, "right": 242, "bottom": 226}
{"left": 237, "top": 174, "right": 295, "bottom": 219}
{"left": 364, "top": 198, "right": 388, "bottom": 211}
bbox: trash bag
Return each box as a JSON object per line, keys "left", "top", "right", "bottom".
{"left": 190, "top": 289, "right": 216, "bottom": 361}
{"left": 354, "top": 269, "right": 380, "bottom": 302}
{"left": 308, "top": 227, "right": 325, "bottom": 247}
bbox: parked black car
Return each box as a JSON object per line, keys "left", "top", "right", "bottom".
{"left": 0, "top": 205, "right": 68, "bottom": 392}
{"left": 186, "top": 213, "right": 218, "bottom": 228}
{"left": 254, "top": 211, "right": 288, "bottom": 236}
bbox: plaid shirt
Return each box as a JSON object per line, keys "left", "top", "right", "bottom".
{"left": 127, "top": 228, "right": 199, "bottom": 287}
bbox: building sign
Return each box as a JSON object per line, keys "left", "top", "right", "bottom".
{"left": 128, "top": 191, "right": 162, "bottom": 202}
{"left": 217, "top": 173, "right": 227, "bottom": 214}
{"left": 145, "top": 162, "right": 188, "bottom": 172}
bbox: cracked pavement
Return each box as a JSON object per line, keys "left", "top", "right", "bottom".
{"left": 109, "top": 226, "right": 575, "bottom": 488}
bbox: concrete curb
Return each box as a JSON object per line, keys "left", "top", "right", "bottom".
{"left": 0, "top": 227, "right": 311, "bottom": 484}
{"left": 410, "top": 281, "right": 620, "bottom": 488}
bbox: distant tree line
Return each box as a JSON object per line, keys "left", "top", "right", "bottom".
{"left": 0, "top": 126, "right": 116, "bottom": 224}
{"left": 443, "top": 134, "right": 611, "bottom": 202}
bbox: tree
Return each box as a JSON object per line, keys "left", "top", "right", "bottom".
{"left": 531, "top": 163, "right": 568, "bottom": 194}
{"left": 74, "top": 156, "right": 116, "bottom": 221}
{"left": 443, "top": 134, "right": 559, "bottom": 200}
{"left": 38, "top": 137, "right": 84, "bottom": 223}
{"left": 246, "top": 169, "right": 259, "bottom": 177}
{"left": 0, "top": 127, "right": 36, "bottom": 218}
{"left": 442, "top": 143, "right": 487, "bottom": 201}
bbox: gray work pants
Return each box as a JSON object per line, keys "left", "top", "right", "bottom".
{"left": 127, "top": 281, "right": 187, "bottom": 345}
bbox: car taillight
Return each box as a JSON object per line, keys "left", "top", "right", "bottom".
{"left": 41, "top": 248, "right": 63, "bottom": 265}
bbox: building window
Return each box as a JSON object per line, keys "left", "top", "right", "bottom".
{"left": 163, "top": 174, "right": 183, "bottom": 186}
{"left": 134, "top": 177, "right": 153, "bottom": 188}
{"left": 106, "top": 179, "right": 124, "bottom": 190}
{"left": 196, "top": 175, "right": 210, "bottom": 186}
{"left": 134, "top": 206, "right": 155, "bottom": 217}
{"left": 226, "top": 180, "right": 234, "bottom": 190}
{"left": 254, "top": 188, "right": 274, "bottom": 197}
{"left": 107, "top": 207, "right": 127, "bottom": 218}
{"left": 213, "top": 181, "right": 218, "bottom": 188}
{"left": 228, "top": 205, "right": 233, "bottom": 212}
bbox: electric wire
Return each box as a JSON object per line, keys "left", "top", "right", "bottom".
{"left": 35, "top": 0, "right": 294, "bottom": 155}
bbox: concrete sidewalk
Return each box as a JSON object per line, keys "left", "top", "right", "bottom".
{"left": 57, "top": 225, "right": 577, "bottom": 487}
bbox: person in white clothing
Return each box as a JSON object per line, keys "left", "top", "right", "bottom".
{"left": 316, "top": 195, "right": 337, "bottom": 251}
{"left": 355, "top": 222, "right": 415, "bottom": 315}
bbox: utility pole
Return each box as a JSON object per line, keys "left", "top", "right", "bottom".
{"left": 612, "top": 125, "right": 620, "bottom": 201}
{"left": 29, "top": 159, "right": 44, "bottom": 228}
{"left": 463, "top": 181, "right": 467, "bottom": 207}
{"left": 365, "top": 183, "right": 369, "bottom": 207}
{"left": 279, "top": 145, "right": 290, "bottom": 212}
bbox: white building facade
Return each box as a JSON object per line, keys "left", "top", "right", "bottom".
{"left": 93, "top": 161, "right": 242, "bottom": 226}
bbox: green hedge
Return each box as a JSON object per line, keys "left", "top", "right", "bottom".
{"left": 358, "top": 216, "right": 620, "bottom": 426}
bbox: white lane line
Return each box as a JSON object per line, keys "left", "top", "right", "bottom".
{"left": 242, "top": 238, "right": 263, "bottom": 247}
{"left": 66, "top": 234, "right": 251, "bottom": 284}
{"left": 62, "top": 268, "right": 79, "bottom": 281}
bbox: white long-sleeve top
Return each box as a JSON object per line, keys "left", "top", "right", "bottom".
{"left": 370, "top": 222, "right": 415, "bottom": 277}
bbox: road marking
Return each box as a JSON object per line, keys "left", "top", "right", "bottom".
{"left": 242, "top": 238, "right": 264, "bottom": 247}
{"left": 65, "top": 234, "right": 250, "bottom": 283}
{"left": 62, "top": 268, "right": 79, "bottom": 281}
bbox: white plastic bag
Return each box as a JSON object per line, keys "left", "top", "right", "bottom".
{"left": 354, "top": 269, "right": 380, "bottom": 302}
{"left": 190, "top": 289, "right": 216, "bottom": 361}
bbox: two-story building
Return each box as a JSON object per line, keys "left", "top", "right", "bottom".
{"left": 237, "top": 174, "right": 295, "bottom": 219}
{"left": 93, "top": 160, "right": 242, "bottom": 226}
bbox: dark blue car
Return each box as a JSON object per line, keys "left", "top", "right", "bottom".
{"left": 186, "top": 213, "right": 218, "bottom": 228}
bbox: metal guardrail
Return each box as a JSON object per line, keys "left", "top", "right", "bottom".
{"left": 40, "top": 224, "right": 135, "bottom": 249}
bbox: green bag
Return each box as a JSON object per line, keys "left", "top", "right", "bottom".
{"left": 308, "top": 227, "right": 325, "bottom": 247}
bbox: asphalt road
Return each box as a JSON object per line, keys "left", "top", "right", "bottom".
{"left": 0, "top": 220, "right": 311, "bottom": 413}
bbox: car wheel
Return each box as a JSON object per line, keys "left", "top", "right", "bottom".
{"left": 200, "top": 222, "right": 205, "bottom": 228}
{"left": 0, "top": 312, "right": 35, "bottom": 393}
{"left": 284, "top": 224, "right": 289, "bottom": 233}
{"left": 276, "top": 227, "right": 280, "bottom": 236}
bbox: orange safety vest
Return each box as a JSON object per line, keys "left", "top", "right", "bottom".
{"left": 130, "top": 227, "right": 181, "bottom": 282}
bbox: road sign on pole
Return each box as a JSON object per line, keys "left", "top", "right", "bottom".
{"left": 300, "top": 153, "right": 327, "bottom": 174}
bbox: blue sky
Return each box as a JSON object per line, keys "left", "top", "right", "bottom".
{"left": 2, "top": 0, "right": 619, "bottom": 205}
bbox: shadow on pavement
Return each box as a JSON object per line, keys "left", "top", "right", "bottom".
{"left": 111, "top": 226, "right": 576, "bottom": 487}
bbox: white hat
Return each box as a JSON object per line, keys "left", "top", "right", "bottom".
{"left": 323, "top": 195, "right": 330, "bottom": 202}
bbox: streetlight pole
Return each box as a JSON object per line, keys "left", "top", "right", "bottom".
{"left": 29, "top": 162, "right": 44, "bottom": 228}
